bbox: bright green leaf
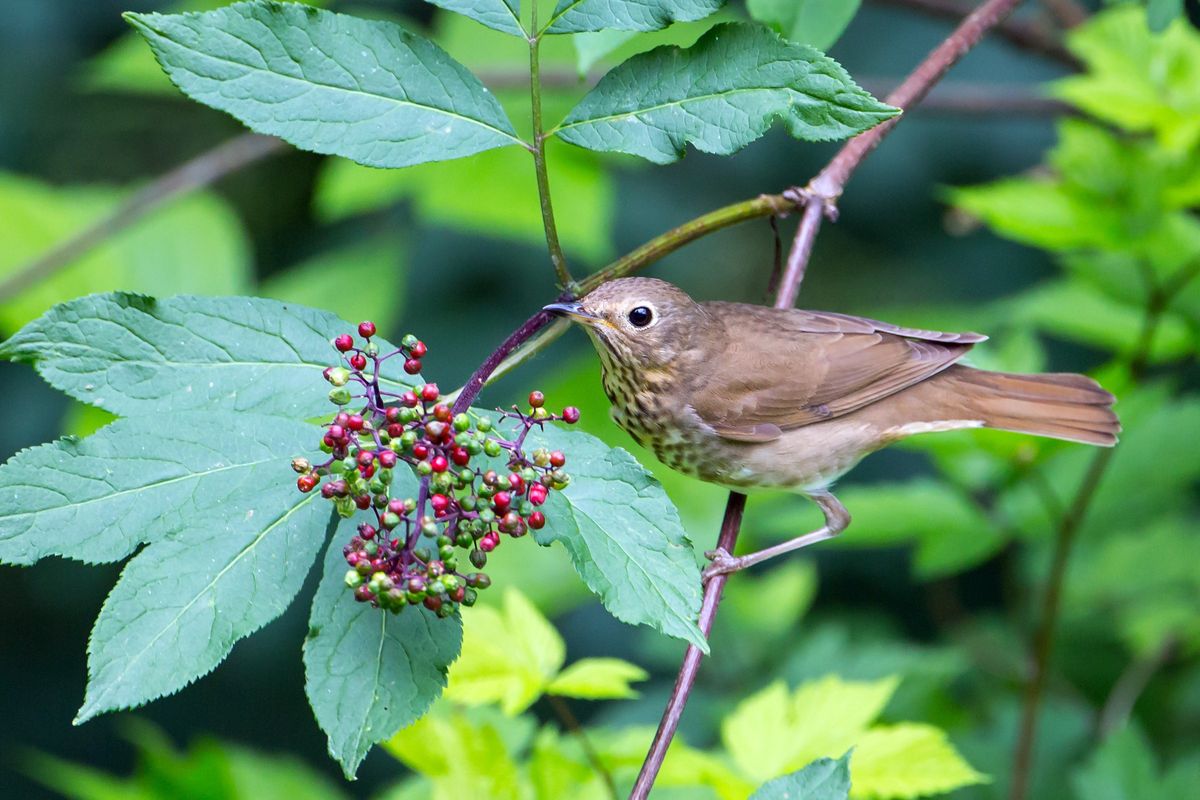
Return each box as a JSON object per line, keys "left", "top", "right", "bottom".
{"left": 444, "top": 587, "right": 565, "bottom": 714}
{"left": 126, "top": 2, "right": 522, "bottom": 168}
{"left": 427, "top": 0, "right": 524, "bottom": 36}
{"left": 527, "top": 425, "right": 708, "bottom": 651}
{"left": 0, "top": 172, "right": 251, "bottom": 333}
{"left": 305, "top": 534, "right": 462, "bottom": 778}
{"left": 0, "top": 293, "right": 416, "bottom": 419}
{"left": 747, "top": 0, "right": 862, "bottom": 50}
{"left": 0, "top": 414, "right": 322, "bottom": 567}
{"left": 750, "top": 753, "right": 853, "bottom": 800}
{"left": 552, "top": 23, "right": 897, "bottom": 164}
{"left": 546, "top": 657, "right": 648, "bottom": 699}
{"left": 74, "top": 486, "right": 334, "bottom": 723}
{"left": 851, "top": 724, "right": 986, "bottom": 799}
{"left": 384, "top": 706, "right": 525, "bottom": 800}
{"left": 544, "top": 0, "right": 724, "bottom": 35}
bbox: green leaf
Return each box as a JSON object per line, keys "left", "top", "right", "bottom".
{"left": 526, "top": 425, "right": 708, "bottom": 651}
{"left": 0, "top": 414, "right": 321, "bottom": 567}
{"left": 552, "top": 23, "right": 897, "bottom": 164}
{"left": 75, "top": 480, "right": 334, "bottom": 723}
{"left": 572, "top": 30, "right": 637, "bottom": 75}
{"left": 750, "top": 753, "right": 853, "bottom": 800}
{"left": 259, "top": 236, "right": 408, "bottom": 335}
{"left": 543, "top": 0, "right": 724, "bottom": 35}
{"left": 1148, "top": 0, "right": 1183, "bottom": 33}
{"left": 1072, "top": 726, "right": 1167, "bottom": 800}
{"left": 384, "top": 706, "right": 524, "bottom": 800}
{"left": 851, "top": 724, "right": 986, "bottom": 799}
{"left": 304, "top": 533, "right": 462, "bottom": 778}
{"left": 444, "top": 587, "right": 565, "bottom": 714}
{"left": 0, "top": 293, "right": 415, "bottom": 419}
{"left": 546, "top": 657, "right": 648, "bottom": 699}
{"left": 427, "top": 0, "right": 524, "bottom": 37}
{"left": 722, "top": 676, "right": 899, "bottom": 783}
{"left": 747, "top": 0, "right": 862, "bottom": 50}
{"left": 0, "top": 172, "right": 251, "bottom": 334}
{"left": 126, "top": 1, "right": 522, "bottom": 168}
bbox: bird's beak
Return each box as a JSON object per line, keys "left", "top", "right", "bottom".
{"left": 543, "top": 301, "right": 599, "bottom": 323}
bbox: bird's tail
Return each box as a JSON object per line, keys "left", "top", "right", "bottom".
{"left": 932, "top": 365, "right": 1120, "bottom": 446}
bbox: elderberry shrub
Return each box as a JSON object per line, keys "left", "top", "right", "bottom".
{"left": 293, "top": 323, "right": 582, "bottom": 618}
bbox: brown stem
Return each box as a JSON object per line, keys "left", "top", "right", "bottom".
{"left": 872, "top": 0, "right": 1080, "bottom": 69}
{"left": 630, "top": 2, "right": 1027, "bottom": 796}
{"left": 547, "top": 694, "right": 619, "bottom": 799}
{"left": 0, "top": 133, "right": 284, "bottom": 303}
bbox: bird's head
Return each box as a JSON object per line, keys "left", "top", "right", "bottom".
{"left": 544, "top": 277, "right": 710, "bottom": 372}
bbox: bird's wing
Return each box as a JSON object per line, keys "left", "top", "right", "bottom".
{"left": 690, "top": 307, "right": 983, "bottom": 441}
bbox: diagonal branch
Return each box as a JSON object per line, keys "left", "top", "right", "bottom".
{"left": 0, "top": 133, "right": 284, "bottom": 304}
{"left": 629, "top": 2, "right": 1028, "bottom": 796}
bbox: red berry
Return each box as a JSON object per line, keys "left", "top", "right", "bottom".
{"left": 297, "top": 475, "right": 317, "bottom": 493}
{"left": 529, "top": 391, "right": 545, "bottom": 408}
{"left": 321, "top": 483, "right": 338, "bottom": 499}
{"left": 479, "top": 532, "right": 499, "bottom": 552}
{"left": 508, "top": 473, "right": 525, "bottom": 495}
{"left": 335, "top": 412, "right": 351, "bottom": 427}
{"left": 358, "top": 321, "right": 376, "bottom": 338}
{"left": 430, "top": 494, "right": 450, "bottom": 513}
{"left": 433, "top": 404, "right": 451, "bottom": 422}
{"left": 334, "top": 334, "right": 354, "bottom": 352}
{"left": 529, "top": 511, "right": 546, "bottom": 529}
{"left": 430, "top": 455, "right": 449, "bottom": 473}
{"left": 421, "top": 383, "right": 440, "bottom": 402}
{"left": 529, "top": 484, "right": 548, "bottom": 505}
{"left": 350, "top": 353, "right": 368, "bottom": 371}
{"left": 360, "top": 463, "right": 376, "bottom": 480}
{"left": 347, "top": 414, "right": 365, "bottom": 431}
{"left": 388, "top": 499, "right": 406, "bottom": 514}
{"left": 410, "top": 341, "right": 427, "bottom": 358}
{"left": 549, "top": 451, "right": 566, "bottom": 468}
{"left": 562, "top": 407, "right": 580, "bottom": 424}
{"left": 354, "top": 585, "right": 374, "bottom": 603}
{"left": 357, "top": 450, "right": 375, "bottom": 467}
{"left": 423, "top": 595, "right": 443, "bottom": 611}
{"left": 492, "top": 491, "right": 511, "bottom": 512}
{"left": 355, "top": 495, "right": 371, "bottom": 510}
{"left": 413, "top": 443, "right": 429, "bottom": 460}
{"left": 359, "top": 524, "right": 377, "bottom": 540}
{"left": 387, "top": 423, "right": 405, "bottom": 439}
{"left": 378, "top": 450, "right": 398, "bottom": 468}
{"left": 401, "top": 391, "right": 419, "bottom": 408}
{"left": 404, "top": 358, "right": 422, "bottom": 375}
{"left": 451, "top": 447, "right": 471, "bottom": 466}
{"left": 386, "top": 407, "right": 402, "bottom": 423}
{"left": 328, "top": 424, "right": 345, "bottom": 441}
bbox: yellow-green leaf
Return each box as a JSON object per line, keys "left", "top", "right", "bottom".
{"left": 851, "top": 724, "right": 987, "bottom": 800}
{"left": 546, "top": 657, "right": 647, "bottom": 700}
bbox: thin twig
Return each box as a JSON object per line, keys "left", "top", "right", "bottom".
{"left": 872, "top": 0, "right": 1080, "bottom": 68}
{"left": 0, "top": 133, "right": 284, "bottom": 303}
{"left": 547, "top": 694, "right": 619, "bottom": 799}
{"left": 1098, "top": 637, "right": 1177, "bottom": 737}
{"left": 528, "top": 4, "right": 573, "bottom": 290}
{"left": 631, "top": 4, "right": 1027, "bottom": 795}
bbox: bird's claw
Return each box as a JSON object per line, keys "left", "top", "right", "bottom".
{"left": 702, "top": 547, "right": 742, "bottom": 584}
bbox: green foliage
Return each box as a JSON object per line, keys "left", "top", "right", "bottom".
{"left": 750, "top": 753, "right": 852, "bottom": 800}
{"left": 553, "top": 23, "right": 898, "bottom": 164}
{"left": 305, "top": 534, "right": 464, "bottom": 778}
{"left": 428, "top": 0, "right": 525, "bottom": 37}
{"left": 127, "top": 2, "right": 522, "bottom": 167}
{"left": 1071, "top": 725, "right": 1200, "bottom": 800}
{"left": 542, "top": 0, "right": 725, "bottom": 35}
{"left": 747, "top": 0, "right": 862, "bottom": 50}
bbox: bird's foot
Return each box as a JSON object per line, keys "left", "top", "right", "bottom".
{"left": 702, "top": 547, "right": 744, "bottom": 584}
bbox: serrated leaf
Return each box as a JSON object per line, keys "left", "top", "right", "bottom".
{"left": 543, "top": 0, "right": 724, "bottom": 35}
{"left": 552, "top": 23, "right": 897, "bottom": 163}
{"left": 546, "top": 657, "right": 647, "bottom": 699}
{"left": 747, "top": 0, "right": 862, "bottom": 50}
{"left": 444, "top": 587, "right": 565, "bottom": 714}
{"left": 126, "top": 1, "right": 522, "bottom": 168}
{"left": 750, "top": 753, "right": 853, "bottom": 800}
{"left": 723, "top": 676, "right": 899, "bottom": 782}
{"left": 304, "top": 533, "right": 462, "bottom": 778}
{"left": 427, "top": 0, "right": 524, "bottom": 36}
{"left": 851, "top": 724, "right": 986, "bottom": 799}
{"left": 75, "top": 479, "right": 334, "bottom": 723}
{"left": 525, "top": 425, "right": 707, "bottom": 651}
{"left": 0, "top": 293, "right": 415, "bottom": 418}
{"left": 0, "top": 172, "right": 250, "bottom": 333}
{"left": 0, "top": 414, "right": 322, "bottom": 567}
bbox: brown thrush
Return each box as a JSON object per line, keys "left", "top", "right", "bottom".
{"left": 545, "top": 277, "right": 1119, "bottom": 581}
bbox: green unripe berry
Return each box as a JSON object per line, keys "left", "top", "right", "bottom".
{"left": 334, "top": 496, "right": 356, "bottom": 517}
{"left": 484, "top": 440, "right": 502, "bottom": 458}
{"left": 382, "top": 512, "right": 401, "bottom": 529}
{"left": 365, "top": 342, "right": 379, "bottom": 357}
{"left": 439, "top": 546, "right": 454, "bottom": 561}
{"left": 378, "top": 468, "right": 394, "bottom": 484}
{"left": 463, "top": 588, "right": 478, "bottom": 606}
{"left": 344, "top": 570, "right": 363, "bottom": 588}
{"left": 453, "top": 413, "right": 471, "bottom": 432}
{"left": 470, "top": 549, "right": 488, "bottom": 569}
{"left": 329, "top": 387, "right": 352, "bottom": 405}
{"left": 416, "top": 461, "right": 433, "bottom": 476}
{"left": 422, "top": 521, "right": 439, "bottom": 537}
{"left": 467, "top": 440, "right": 483, "bottom": 456}
{"left": 477, "top": 417, "right": 493, "bottom": 432}
{"left": 436, "top": 535, "right": 452, "bottom": 548}
{"left": 479, "top": 509, "right": 495, "bottom": 524}
{"left": 319, "top": 440, "right": 334, "bottom": 454}
{"left": 401, "top": 333, "right": 419, "bottom": 349}
{"left": 404, "top": 498, "right": 418, "bottom": 513}
{"left": 364, "top": 541, "right": 379, "bottom": 556}
{"left": 327, "top": 367, "right": 350, "bottom": 387}
{"left": 443, "top": 557, "right": 458, "bottom": 573}
{"left": 455, "top": 533, "right": 473, "bottom": 548}
{"left": 460, "top": 495, "right": 477, "bottom": 512}
{"left": 533, "top": 407, "right": 550, "bottom": 420}
{"left": 414, "top": 547, "right": 431, "bottom": 562}
{"left": 369, "top": 478, "right": 386, "bottom": 495}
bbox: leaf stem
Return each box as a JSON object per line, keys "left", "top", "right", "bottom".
{"left": 546, "top": 694, "right": 618, "bottom": 800}
{"left": 630, "top": 1, "right": 1027, "bottom": 795}
{"left": 528, "top": 5, "right": 573, "bottom": 291}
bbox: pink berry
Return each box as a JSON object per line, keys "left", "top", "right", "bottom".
{"left": 334, "top": 334, "right": 354, "bottom": 352}
{"left": 358, "top": 321, "right": 376, "bottom": 338}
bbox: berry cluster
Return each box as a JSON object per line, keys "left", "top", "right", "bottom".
{"left": 293, "top": 323, "right": 581, "bottom": 617}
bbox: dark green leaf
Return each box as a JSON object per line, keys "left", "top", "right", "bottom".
{"left": 75, "top": 486, "right": 334, "bottom": 723}
{"left": 1148, "top": 0, "right": 1183, "bottom": 34}
{"left": 0, "top": 414, "right": 321, "bottom": 567}
{"left": 527, "top": 425, "right": 707, "bottom": 651}
{"left": 749, "top": 752, "right": 852, "bottom": 800}
{"left": 0, "top": 293, "right": 415, "bottom": 418}
{"left": 552, "top": 23, "right": 897, "bottom": 164}
{"left": 427, "top": 0, "right": 524, "bottom": 36}
{"left": 304, "top": 533, "right": 463, "bottom": 778}
{"left": 126, "top": 1, "right": 522, "bottom": 168}
{"left": 543, "top": 0, "right": 723, "bottom": 35}
{"left": 747, "top": 0, "right": 862, "bottom": 50}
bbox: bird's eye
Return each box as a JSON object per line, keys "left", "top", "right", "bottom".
{"left": 627, "top": 306, "right": 653, "bottom": 328}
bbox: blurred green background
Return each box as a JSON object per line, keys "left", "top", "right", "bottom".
{"left": 2, "top": 1, "right": 1198, "bottom": 798}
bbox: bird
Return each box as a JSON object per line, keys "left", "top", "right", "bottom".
{"left": 544, "top": 277, "right": 1119, "bottom": 581}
